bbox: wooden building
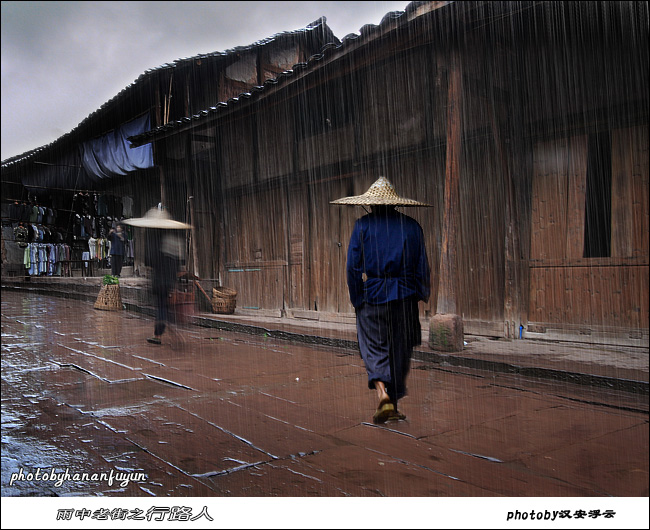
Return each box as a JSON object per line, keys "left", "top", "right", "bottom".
{"left": 1, "top": 17, "right": 336, "bottom": 275}
{"left": 128, "top": 1, "right": 648, "bottom": 347}
{"left": 3, "top": 1, "right": 648, "bottom": 348}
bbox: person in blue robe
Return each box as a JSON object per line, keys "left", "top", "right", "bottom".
{"left": 332, "top": 177, "right": 431, "bottom": 423}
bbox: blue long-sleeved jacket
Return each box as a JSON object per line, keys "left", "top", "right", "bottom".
{"left": 346, "top": 208, "right": 430, "bottom": 309}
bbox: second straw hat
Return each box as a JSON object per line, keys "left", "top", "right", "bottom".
{"left": 330, "top": 177, "right": 431, "bottom": 207}
{"left": 122, "top": 205, "right": 192, "bottom": 229}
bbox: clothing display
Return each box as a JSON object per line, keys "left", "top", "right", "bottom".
{"left": 23, "top": 242, "right": 71, "bottom": 276}
{"left": 2, "top": 192, "right": 136, "bottom": 276}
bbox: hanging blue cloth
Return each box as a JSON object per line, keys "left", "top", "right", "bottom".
{"left": 80, "top": 114, "right": 154, "bottom": 180}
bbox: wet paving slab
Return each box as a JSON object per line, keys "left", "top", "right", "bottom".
{"left": 2, "top": 289, "right": 648, "bottom": 502}
{"left": 328, "top": 422, "right": 598, "bottom": 497}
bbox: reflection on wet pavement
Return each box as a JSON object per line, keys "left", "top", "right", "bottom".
{"left": 2, "top": 290, "right": 648, "bottom": 497}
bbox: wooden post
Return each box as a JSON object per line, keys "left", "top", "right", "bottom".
{"left": 436, "top": 49, "right": 462, "bottom": 316}
{"left": 154, "top": 78, "right": 166, "bottom": 207}
{"left": 488, "top": 85, "right": 521, "bottom": 338}
{"left": 430, "top": 48, "right": 464, "bottom": 352}
{"left": 188, "top": 194, "right": 199, "bottom": 278}
{"left": 158, "top": 166, "right": 167, "bottom": 208}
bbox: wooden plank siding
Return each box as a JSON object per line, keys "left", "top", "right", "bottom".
{"left": 612, "top": 125, "right": 649, "bottom": 259}
{"left": 529, "top": 126, "right": 649, "bottom": 331}
{"left": 297, "top": 125, "right": 356, "bottom": 172}
{"left": 529, "top": 264, "right": 648, "bottom": 330}
{"left": 357, "top": 48, "right": 430, "bottom": 157}
{"left": 565, "top": 136, "right": 588, "bottom": 259}
{"left": 306, "top": 176, "right": 354, "bottom": 313}
{"left": 213, "top": 43, "right": 526, "bottom": 331}
{"left": 220, "top": 115, "right": 255, "bottom": 187}
{"left": 257, "top": 103, "right": 294, "bottom": 181}
{"left": 222, "top": 184, "right": 288, "bottom": 310}
{"left": 185, "top": 155, "right": 220, "bottom": 280}
{"left": 287, "top": 183, "right": 307, "bottom": 310}
{"left": 458, "top": 137, "right": 506, "bottom": 324}
{"left": 531, "top": 136, "right": 584, "bottom": 261}
{"left": 224, "top": 264, "right": 286, "bottom": 311}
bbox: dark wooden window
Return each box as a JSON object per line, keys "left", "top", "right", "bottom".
{"left": 583, "top": 131, "right": 612, "bottom": 257}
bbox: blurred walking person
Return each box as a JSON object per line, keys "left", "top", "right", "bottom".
{"left": 145, "top": 230, "right": 184, "bottom": 344}
{"left": 122, "top": 205, "right": 191, "bottom": 346}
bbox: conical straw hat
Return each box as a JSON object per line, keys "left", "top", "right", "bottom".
{"left": 330, "top": 177, "right": 430, "bottom": 207}
{"left": 122, "top": 205, "right": 192, "bottom": 229}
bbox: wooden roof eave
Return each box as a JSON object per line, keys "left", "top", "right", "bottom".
{"left": 128, "top": 1, "right": 459, "bottom": 149}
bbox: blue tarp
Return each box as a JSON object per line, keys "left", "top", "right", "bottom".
{"left": 80, "top": 114, "right": 154, "bottom": 180}
{"left": 19, "top": 115, "right": 154, "bottom": 193}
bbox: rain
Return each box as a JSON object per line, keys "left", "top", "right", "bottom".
{"left": 1, "top": 1, "right": 648, "bottom": 528}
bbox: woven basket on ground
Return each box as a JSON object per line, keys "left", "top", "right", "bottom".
{"left": 94, "top": 284, "right": 122, "bottom": 311}
{"left": 212, "top": 287, "right": 237, "bottom": 314}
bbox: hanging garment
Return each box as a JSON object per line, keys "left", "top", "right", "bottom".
{"left": 28, "top": 244, "right": 38, "bottom": 275}
{"left": 88, "top": 237, "right": 97, "bottom": 260}
{"left": 23, "top": 245, "right": 30, "bottom": 271}
{"left": 48, "top": 245, "right": 56, "bottom": 275}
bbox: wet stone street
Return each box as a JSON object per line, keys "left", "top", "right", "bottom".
{"left": 1, "top": 290, "right": 648, "bottom": 502}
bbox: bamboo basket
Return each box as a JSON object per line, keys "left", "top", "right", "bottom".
{"left": 94, "top": 284, "right": 122, "bottom": 311}
{"left": 212, "top": 287, "right": 237, "bottom": 314}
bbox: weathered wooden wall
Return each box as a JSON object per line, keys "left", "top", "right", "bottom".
{"left": 529, "top": 263, "right": 648, "bottom": 329}
{"left": 180, "top": 4, "right": 648, "bottom": 346}
{"left": 222, "top": 182, "right": 288, "bottom": 310}
{"left": 530, "top": 135, "right": 588, "bottom": 262}
{"left": 257, "top": 103, "right": 294, "bottom": 181}
{"left": 529, "top": 125, "right": 649, "bottom": 331}
{"left": 307, "top": 175, "right": 353, "bottom": 313}
{"left": 611, "top": 125, "right": 649, "bottom": 259}
{"left": 210, "top": 39, "right": 522, "bottom": 332}
{"left": 221, "top": 115, "right": 255, "bottom": 186}
{"left": 458, "top": 137, "right": 506, "bottom": 325}
{"left": 357, "top": 48, "right": 430, "bottom": 156}
{"left": 287, "top": 183, "right": 307, "bottom": 310}
{"left": 189, "top": 153, "right": 220, "bottom": 280}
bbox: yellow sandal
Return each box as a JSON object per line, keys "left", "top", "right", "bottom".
{"left": 373, "top": 400, "right": 395, "bottom": 424}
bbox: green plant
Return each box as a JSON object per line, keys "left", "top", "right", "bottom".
{"left": 102, "top": 275, "right": 120, "bottom": 286}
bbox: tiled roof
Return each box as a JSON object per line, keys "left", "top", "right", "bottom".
{"left": 126, "top": 7, "right": 416, "bottom": 147}
{"left": 1, "top": 16, "right": 338, "bottom": 168}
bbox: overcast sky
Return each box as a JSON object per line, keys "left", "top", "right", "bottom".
{"left": 1, "top": 1, "right": 411, "bottom": 161}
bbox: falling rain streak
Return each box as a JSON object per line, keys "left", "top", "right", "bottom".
{"left": 0, "top": 2, "right": 648, "bottom": 523}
